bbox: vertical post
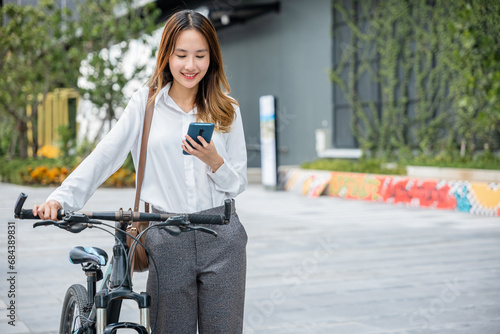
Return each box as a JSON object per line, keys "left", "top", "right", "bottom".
{"left": 38, "top": 94, "right": 45, "bottom": 148}
{"left": 259, "top": 95, "right": 278, "bottom": 190}
{"left": 26, "top": 104, "right": 33, "bottom": 157}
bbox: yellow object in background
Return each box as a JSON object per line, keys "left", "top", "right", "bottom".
{"left": 37, "top": 145, "right": 61, "bottom": 159}
{"left": 26, "top": 88, "right": 79, "bottom": 157}
{"left": 470, "top": 183, "right": 500, "bottom": 209}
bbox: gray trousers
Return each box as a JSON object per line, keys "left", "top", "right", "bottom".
{"left": 145, "top": 204, "right": 247, "bottom": 333}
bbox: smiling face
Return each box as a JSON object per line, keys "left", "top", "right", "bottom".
{"left": 168, "top": 29, "right": 210, "bottom": 94}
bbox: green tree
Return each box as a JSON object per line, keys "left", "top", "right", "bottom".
{"left": 0, "top": 1, "right": 77, "bottom": 158}
{"left": 76, "top": 0, "right": 159, "bottom": 146}
{"left": 0, "top": 0, "right": 159, "bottom": 160}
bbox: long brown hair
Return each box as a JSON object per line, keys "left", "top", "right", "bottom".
{"left": 148, "top": 10, "right": 237, "bottom": 132}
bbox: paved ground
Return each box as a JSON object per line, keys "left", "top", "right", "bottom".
{"left": 0, "top": 182, "right": 499, "bottom": 334}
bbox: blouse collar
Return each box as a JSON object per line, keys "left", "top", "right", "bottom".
{"left": 158, "top": 82, "right": 197, "bottom": 115}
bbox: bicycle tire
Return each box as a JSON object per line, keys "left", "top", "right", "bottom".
{"left": 59, "top": 284, "right": 91, "bottom": 334}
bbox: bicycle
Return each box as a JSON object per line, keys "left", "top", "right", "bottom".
{"left": 14, "top": 192, "right": 232, "bottom": 334}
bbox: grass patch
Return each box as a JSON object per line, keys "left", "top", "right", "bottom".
{"left": 301, "top": 153, "right": 500, "bottom": 174}
{"left": 401, "top": 153, "right": 500, "bottom": 170}
{"left": 300, "top": 158, "right": 406, "bottom": 175}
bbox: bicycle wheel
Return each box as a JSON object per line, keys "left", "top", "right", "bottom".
{"left": 60, "top": 284, "right": 90, "bottom": 334}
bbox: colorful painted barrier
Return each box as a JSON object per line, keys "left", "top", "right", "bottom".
{"left": 279, "top": 168, "right": 500, "bottom": 216}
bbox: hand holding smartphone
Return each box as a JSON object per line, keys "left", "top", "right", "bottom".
{"left": 183, "top": 122, "right": 215, "bottom": 155}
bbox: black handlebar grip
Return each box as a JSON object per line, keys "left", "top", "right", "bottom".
{"left": 187, "top": 214, "right": 224, "bottom": 225}
{"left": 14, "top": 193, "right": 28, "bottom": 218}
{"left": 14, "top": 192, "right": 64, "bottom": 220}
{"left": 18, "top": 209, "right": 64, "bottom": 220}
{"left": 19, "top": 209, "right": 40, "bottom": 220}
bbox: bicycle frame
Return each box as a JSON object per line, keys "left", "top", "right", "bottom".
{"left": 75, "top": 220, "right": 149, "bottom": 334}
{"left": 94, "top": 220, "right": 150, "bottom": 334}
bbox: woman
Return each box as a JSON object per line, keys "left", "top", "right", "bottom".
{"left": 34, "top": 10, "right": 247, "bottom": 333}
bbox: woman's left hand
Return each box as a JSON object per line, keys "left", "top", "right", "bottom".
{"left": 182, "top": 135, "right": 224, "bottom": 172}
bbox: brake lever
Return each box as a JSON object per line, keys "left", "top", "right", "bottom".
{"left": 32, "top": 211, "right": 100, "bottom": 233}
{"left": 33, "top": 220, "right": 58, "bottom": 228}
{"left": 155, "top": 216, "right": 186, "bottom": 236}
{"left": 62, "top": 222, "right": 89, "bottom": 233}
{"left": 32, "top": 212, "right": 89, "bottom": 227}
{"left": 163, "top": 226, "right": 182, "bottom": 236}
{"left": 155, "top": 216, "right": 217, "bottom": 236}
{"left": 33, "top": 220, "right": 90, "bottom": 233}
{"left": 63, "top": 212, "right": 91, "bottom": 223}
{"left": 184, "top": 225, "right": 218, "bottom": 236}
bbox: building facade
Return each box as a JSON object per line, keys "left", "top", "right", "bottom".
{"left": 4, "top": 0, "right": 345, "bottom": 167}
{"left": 217, "top": 0, "right": 334, "bottom": 167}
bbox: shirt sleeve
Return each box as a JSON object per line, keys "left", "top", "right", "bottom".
{"left": 46, "top": 89, "right": 146, "bottom": 211}
{"left": 207, "top": 104, "right": 247, "bottom": 197}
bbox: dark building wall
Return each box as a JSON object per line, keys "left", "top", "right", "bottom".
{"left": 217, "top": 0, "right": 333, "bottom": 167}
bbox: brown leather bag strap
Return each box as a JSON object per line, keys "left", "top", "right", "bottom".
{"left": 134, "top": 87, "right": 155, "bottom": 213}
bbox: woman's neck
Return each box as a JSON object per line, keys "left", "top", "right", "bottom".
{"left": 168, "top": 82, "right": 198, "bottom": 113}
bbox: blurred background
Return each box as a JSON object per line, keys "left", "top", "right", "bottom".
{"left": 1, "top": 0, "right": 499, "bottom": 186}
{"left": 1, "top": 1, "right": 500, "bottom": 333}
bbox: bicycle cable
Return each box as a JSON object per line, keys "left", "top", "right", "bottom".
{"left": 94, "top": 221, "right": 160, "bottom": 334}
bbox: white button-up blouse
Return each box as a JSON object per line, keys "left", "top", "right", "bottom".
{"left": 47, "top": 83, "right": 247, "bottom": 213}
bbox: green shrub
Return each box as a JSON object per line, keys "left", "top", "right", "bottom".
{"left": 0, "top": 157, "right": 74, "bottom": 185}
{"left": 0, "top": 151, "right": 137, "bottom": 187}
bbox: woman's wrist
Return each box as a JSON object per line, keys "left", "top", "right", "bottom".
{"left": 210, "top": 156, "right": 224, "bottom": 173}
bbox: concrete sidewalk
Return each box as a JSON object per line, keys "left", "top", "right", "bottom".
{"left": 1, "top": 182, "right": 499, "bottom": 333}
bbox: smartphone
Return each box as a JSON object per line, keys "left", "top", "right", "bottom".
{"left": 183, "top": 122, "right": 215, "bottom": 155}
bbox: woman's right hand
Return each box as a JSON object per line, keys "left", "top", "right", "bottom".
{"left": 33, "top": 200, "right": 62, "bottom": 220}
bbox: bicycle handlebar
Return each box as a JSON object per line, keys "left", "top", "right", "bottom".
{"left": 80, "top": 210, "right": 228, "bottom": 225}
{"left": 14, "top": 193, "right": 231, "bottom": 236}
